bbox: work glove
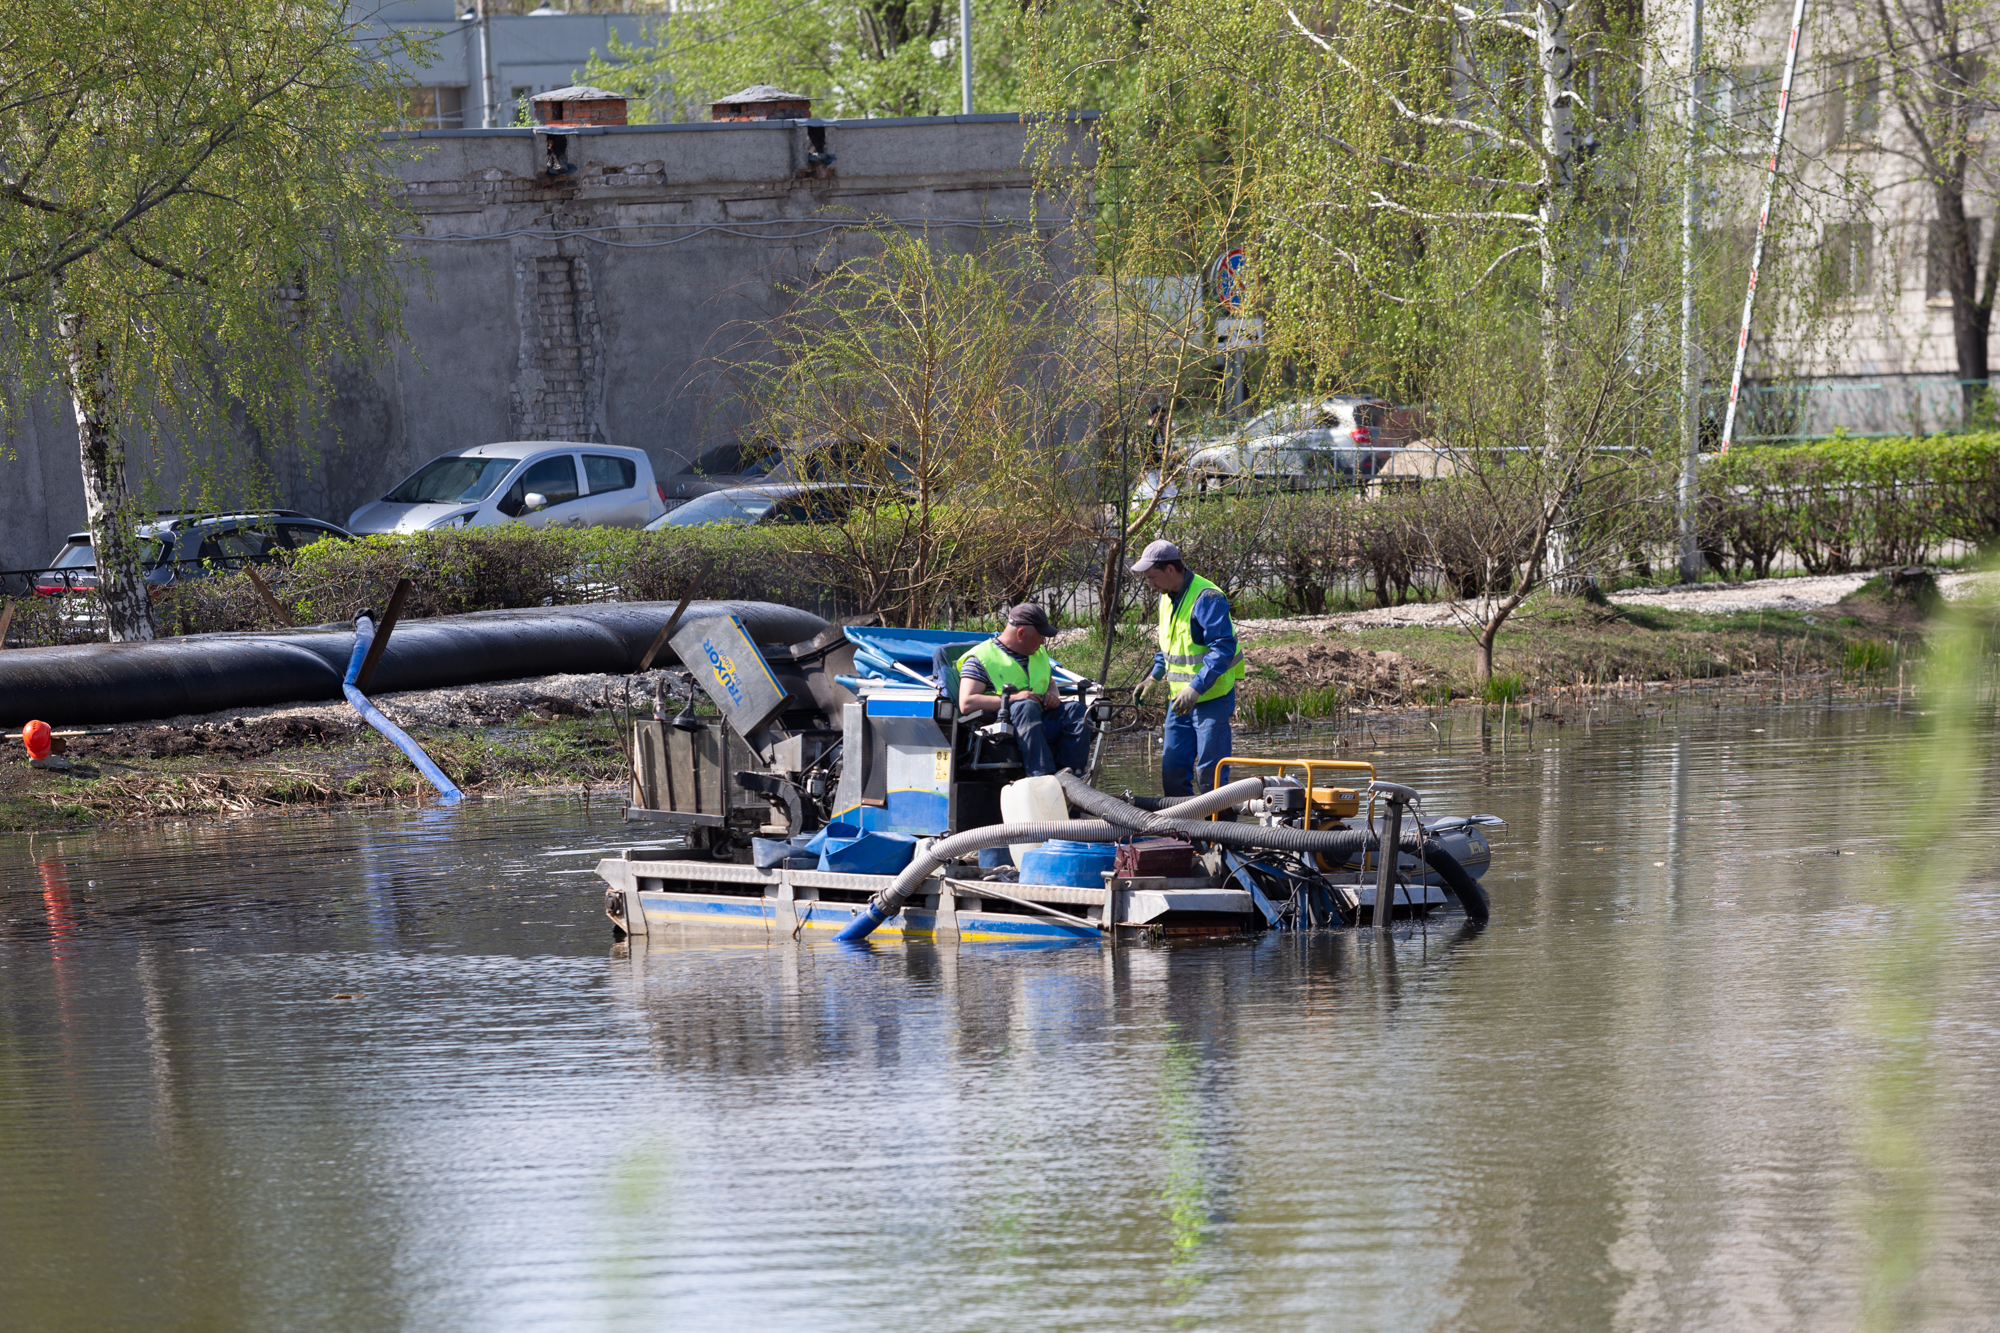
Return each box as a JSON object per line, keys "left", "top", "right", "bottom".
{"left": 1170, "top": 685, "right": 1201, "bottom": 715}
{"left": 1129, "top": 681, "right": 1149, "bottom": 705}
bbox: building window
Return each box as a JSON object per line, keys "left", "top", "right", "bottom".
{"left": 399, "top": 87, "right": 466, "bottom": 130}
{"left": 1927, "top": 217, "right": 1985, "bottom": 299}
{"left": 1707, "top": 65, "right": 1774, "bottom": 134}
{"left": 1822, "top": 222, "right": 1874, "bottom": 300}
{"left": 1826, "top": 57, "right": 1881, "bottom": 146}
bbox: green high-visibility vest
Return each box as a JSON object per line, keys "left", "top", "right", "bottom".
{"left": 1158, "top": 573, "right": 1245, "bottom": 703}
{"left": 961, "top": 637, "right": 1051, "bottom": 697}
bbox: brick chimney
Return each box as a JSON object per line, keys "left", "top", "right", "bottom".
{"left": 710, "top": 85, "right": 813, "bottom": 122}
{"left": 530, "top": 85, "right": 628, "bottom": 128}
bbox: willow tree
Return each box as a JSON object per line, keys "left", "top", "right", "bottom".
{"left": 1023, "top": 0, "right": 1831, "bottom": 679}
{"left": 0, "top": 0, "right": 421, "bottom": 640}
{"left": 732, "top": 227, "right": 1087, "bottom": 626}
{"left": 589, "top": 0, "right": 1036, "bottom": 121}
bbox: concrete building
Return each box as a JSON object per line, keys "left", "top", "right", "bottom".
{"left": 357, "top": 0, "right": 647, "bottom": 131}
{"left": 0, "top": 111, "right": 1091, "bottom": 572}
{"left": 1662, "top": 0, "right": 1998, "bottom": 438}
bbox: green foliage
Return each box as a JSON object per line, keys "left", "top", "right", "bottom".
{"left": 151, "top": 525, "right": 826, "bottom": 636}
{"left": 1481, "top": 673, "right": 1526, "bottom": 705}
{"left": 1240, "top": 683, "right": 1347, "bottom": 728}
{"left": 587, "top": 0, "right": 1033, "bottom": 121}
{"left": 1846, "top": 638, "right": 1896, "bottom": 673}
{"left": 729, "top": 227, "right": 1091, "bottom": 626}
{"left": 1703, "top": 434, "right": 2000, "bottom": 575}
{"left": 0, "top": 0, "right": 426, "bottom": 639}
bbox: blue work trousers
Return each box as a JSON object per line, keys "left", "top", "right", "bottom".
{"left": 1008, "top": 696, "right": 1093, "bottom": 777}
{"left": 1161, "top": 689, "right": 1236, "bottom": 797}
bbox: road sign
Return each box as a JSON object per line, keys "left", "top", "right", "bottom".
{"left": 1213, "top": 248, "right": 1248, "bottom": 311}
{"left": 1214, "top": 316, "right": 1265, "bottom": 351}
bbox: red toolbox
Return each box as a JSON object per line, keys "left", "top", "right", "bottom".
{"left": 1114, "top": 838, "right": 1196, "bottom": 878}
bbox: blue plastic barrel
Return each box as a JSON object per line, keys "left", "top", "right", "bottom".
{"left": 1016, "top": 839, "right": 1118, "bottom": 888}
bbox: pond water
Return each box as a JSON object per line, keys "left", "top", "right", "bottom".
{"left": 4, "top": 700, "right": 1999, "bottom": 1331}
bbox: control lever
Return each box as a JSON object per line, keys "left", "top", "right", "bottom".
{"left": 992, "top": 684, "right": 1019, "bottom": 739}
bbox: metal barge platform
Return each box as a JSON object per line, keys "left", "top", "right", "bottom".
{"left": 596, "top": 851, "right": 1449, "bottom": 944}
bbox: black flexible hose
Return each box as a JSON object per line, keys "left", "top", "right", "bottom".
{"left": 1413, "top": 841, "right": 1490, "bottom": 924}
{"left": 1059, "top": 772, "right": 1380, "bottom": 856}
{"left": 1057, "top": 773, "right": 1490, "bottom": 924}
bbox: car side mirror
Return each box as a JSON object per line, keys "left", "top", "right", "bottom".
{"left": 523, "top": 492, "right": 548, "bottom": 513}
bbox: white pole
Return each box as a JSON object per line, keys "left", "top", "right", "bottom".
{"left": 475, "top": 0, "right": 496, "bottom": 128}
{"left": 960, "top": 0, "right": 973, "bottom": 114}
{"left": 1719, "top": 0, "right": 1811, "bottom": 453}
{"left": 1677, "top": 0, "right": 1703, "bottom": 581}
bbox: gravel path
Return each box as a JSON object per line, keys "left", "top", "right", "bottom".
{"left": 1226, "top": 568, "right": 1998, "bottom": 641}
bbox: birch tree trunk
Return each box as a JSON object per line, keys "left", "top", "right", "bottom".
{"left": 55, "top": 297, "right": 157, "bottom": 643}
{"left": 1537, "top": 0, "right": 1582, "bottom": 591}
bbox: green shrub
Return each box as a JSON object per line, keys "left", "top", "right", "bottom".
{"left": 1704, "top": 432, "right": 2000, "bottom": 575}
{"left": 155, "top": 524, "right": 837, "bottom": 636}
{"left": 1845, "top": 638, "right": 1895, "bottom": 673}
{"left": 1481, "top": 672, "right": 1525, "bottom": 704}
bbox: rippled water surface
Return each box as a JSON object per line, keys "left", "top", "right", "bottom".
{"left": 5, "top": 701, "right": 2000, "bottom": 1331}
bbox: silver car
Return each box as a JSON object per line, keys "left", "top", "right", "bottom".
{"left": 643, "top": 481, "right": 877, "bottom": 529}
{"left": 348, "top": 442, "right": 666, "bottom": 535}
{"left": 1183, "top": 396, "right": 1392, "bottom": 487}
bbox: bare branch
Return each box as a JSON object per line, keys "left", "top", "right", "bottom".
{"left": 1285, "top": 6, "right": 1540, "bottom": 153}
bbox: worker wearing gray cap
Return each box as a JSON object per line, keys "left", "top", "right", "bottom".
{"left": 1130, "top": 539, "right": 1244, "bottom": 795}
{"left": 957, "top": 602, "right": 1091, "bottom": 777}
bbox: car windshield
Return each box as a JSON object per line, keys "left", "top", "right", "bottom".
{"left": 658, "top": 490, "right": 780, "bottom": 527}
{"left": 52, "top": 537, "right": 166, "bottom": 569}
{"left": 1238, "top": 403, "right": 1321, "bottom": 437}
{"left": 382, "top": 455, "right": 517, "bottom": 505}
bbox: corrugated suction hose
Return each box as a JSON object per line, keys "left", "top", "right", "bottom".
{"left": 832, "top": 778, "right": 1268, "bottom": 942}
{"left": 1058, "top": 773, "right": 1489, "bottom": 924}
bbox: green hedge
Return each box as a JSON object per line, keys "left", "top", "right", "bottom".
{"left": 154, "top": 524, "right": 834, "bottom": 636}
{"left": 12, "top": 436, "right": 1993, "bottom": 649}
{"left": 1702, "top": 433, "right": 2000, "bottom": 575}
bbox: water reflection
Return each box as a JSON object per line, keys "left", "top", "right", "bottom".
{"left": 1, "top": 704, "right": 1998, "bottom": 1330}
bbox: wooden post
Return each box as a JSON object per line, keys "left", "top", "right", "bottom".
{"left": 639, "top": 588, "right": 698, "bottom": 673}
{"left": 0, "top": 597, "right": 14, "bottom": 648}
{"left": 244, "top": 566, "right": 295, "bottom": 628}
{"left": 355, "top": 577, "right": 412, "bottom": 693}
{"left": 1373, "top": 797, "right": 1403, "bottom": 931}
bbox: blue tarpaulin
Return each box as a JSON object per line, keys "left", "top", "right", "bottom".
{"left": 841, "top": 626, "right": 1083, "bottom": 687}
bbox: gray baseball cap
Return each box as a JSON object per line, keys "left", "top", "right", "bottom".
{"left": 1130, "top": 539, "right": 1184, "bottom": 572}
{"left": 1006, "top": 602, "right": 1056, "bottom": 635}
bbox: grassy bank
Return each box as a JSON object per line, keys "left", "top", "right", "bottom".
{"left": 1, "top": 709, "right": 633, "bottom": 835}
{"left": 1064, "top": 579, "right": 1943, "bottom": 725}
{"left": 2, "top": 579, "right": 1966, "bottom": 836}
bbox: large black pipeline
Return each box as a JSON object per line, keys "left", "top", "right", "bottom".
{"left": 0, "top": 600, "right": 828, "bottom": 727}
{"left": 1058, "top": 774, "right": 1490, "bottom": 924}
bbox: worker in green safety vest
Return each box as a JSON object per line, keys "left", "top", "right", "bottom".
{"left": 1130, "top": 538, "right": 1245, "bottom": 795}
{"left": 956, "top": 602, "right": 1091, "bottom": 777}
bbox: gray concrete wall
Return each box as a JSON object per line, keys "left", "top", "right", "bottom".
{"left": 0, "top": 114, "right": 1092, "bottom": 572}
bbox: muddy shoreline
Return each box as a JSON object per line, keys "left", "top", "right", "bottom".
{"left": 3, "top": 573, "right": 1975, "bottom": 835}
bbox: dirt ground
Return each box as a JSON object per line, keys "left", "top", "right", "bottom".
{"left": 1240, "top": 642, "right": 1431, "bottom": 702}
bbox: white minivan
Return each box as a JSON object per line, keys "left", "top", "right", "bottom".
{"left": 347, "top": 442, "right": 667, "bottom": 535}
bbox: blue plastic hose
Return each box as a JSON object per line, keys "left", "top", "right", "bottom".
{"left": 344, "top": 615, "right": 463, "bottom": 804}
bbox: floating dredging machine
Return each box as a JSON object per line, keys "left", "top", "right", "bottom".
{"left": 596, "top": 613, "right": 1499, "bottom": 943}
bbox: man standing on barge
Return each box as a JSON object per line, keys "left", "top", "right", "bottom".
{"left": 1131, "top": 539, "right": 1244, "bottom": 796}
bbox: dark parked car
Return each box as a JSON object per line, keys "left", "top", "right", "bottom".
{"left": 36, "top": 511, "right": 352, "bottom": 599}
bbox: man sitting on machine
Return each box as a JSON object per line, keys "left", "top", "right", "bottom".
{"left": 956, "top": 603, "right": 1092, "bottom": 778}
